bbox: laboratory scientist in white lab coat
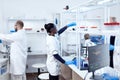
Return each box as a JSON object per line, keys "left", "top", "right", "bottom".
{"left": 44, "top": 22, "right": 76, "bottom": 80}
{"left": 0, "top": 20, "right": 27, "bottom": 80}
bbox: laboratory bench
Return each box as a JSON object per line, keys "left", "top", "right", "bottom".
{"left": 61, "top": 63, "right": 88, "bottom": 80}
{"left": 61, "top": 56, "right": 120, "bottom": 80}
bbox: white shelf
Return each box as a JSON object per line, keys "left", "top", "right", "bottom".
{"left": 26, "top": 32, "right": 46, "bottom": 34}
{"left": 85, "top": 18, "right": 103, "bottom": 20}
{"left": 78, "top": 18, "right": 104, "bottom": 21}
{"left": 28, "top": 52, "right": 47, "bottom": 56}
{"left": 65, "top": 18, "right": 103, "bottom": 22}
{"left": 8, "top": 19, "right": 46, "bottom": 21}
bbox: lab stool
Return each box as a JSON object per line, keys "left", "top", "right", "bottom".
{"left": 38, "top": 73, "right": 49, "bottom": 80}
{"left": 32, "top": 63, "right": 46, "bottom": 80}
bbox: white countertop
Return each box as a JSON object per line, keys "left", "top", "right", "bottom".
{"left": 63, "top": 56, "right": 88, "bottom": 79}
{"left": 68, "top": 65, "right": 120, "bottom": 80}
{"left": 63, "top": 56, "right": 120, "bottom": 80}
{"left": 62, "top": 54, "right": 76, "bottom": 61}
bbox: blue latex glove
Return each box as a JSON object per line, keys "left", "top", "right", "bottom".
{"left": 72, "top": 58, "right": 77, "bottom": 66}
{"left": 66, "top": 22, "right": 76, "bottom": 27}
{"left": 65, "top": 61, "right": 74, "bottom": 65}
{"left": 109, "top": 45, "right": 114, "bottom": 51}
{"left": 0, "top": 40, "right": 2, "bottom": 43}
{"left": 10, "top": 29, "right": 16, "bottom": 33}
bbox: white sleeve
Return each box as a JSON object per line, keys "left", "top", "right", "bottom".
{"left": 0, "top": 33, "right": 20, "bottom": 42}
{"left": 49, "top": 38, "right": 59, "bottom": 55}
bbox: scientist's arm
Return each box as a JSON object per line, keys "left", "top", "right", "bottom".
{"left": 0, "top": 34, "right": 13, "bottom": 42}
{"left": 58, "top": 26, "right": 67, "bottom": 35}
{"left": 0, "top": 33, "right": 19, "bottom": 42}
{"left": 50, "top": 38, "right": 65, "bottom": 63}
{"left": 54, "top": 54, "right": 74, "bottom": 65}
{"left": 58, "top": 22, "right": 76, "bottom": 35}
{"left": 53, "top": 54, "right": 65, "bottom": 63}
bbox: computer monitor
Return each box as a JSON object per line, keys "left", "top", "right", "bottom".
{"left": 88, "top": 44, "right": 110, "bottom": 79}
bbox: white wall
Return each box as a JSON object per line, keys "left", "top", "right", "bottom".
{"left": 109, "top": 4, "right": 120, "bottom": 21}
{"left": 0, "top": 0, "right": 87, "bottom": 33}
{"left": 0, "top": 0, "right": 4, "bottom": 33}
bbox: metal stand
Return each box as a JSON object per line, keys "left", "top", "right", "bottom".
{"left": 90, "top": 71, "right": 103, "bottom": 80}
{"left": 38, "top": 68, "right": 41, "bottom": 80}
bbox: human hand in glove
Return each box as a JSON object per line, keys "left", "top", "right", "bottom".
{"left": 66, "top": 22, "right": 76, "bottom": 27}
{"left": 65, "top": 61, "right": 74, "bottom": 65}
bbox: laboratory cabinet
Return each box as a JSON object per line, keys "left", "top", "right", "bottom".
{"left": 0, "top": 40, "right": 10, "bottom": 80}
{"left": 72, "top": 71, "right": 83, "bottom": 80}
{"left": 61, "top": 64, "right": 72, "bottom": 80}
{"left": 61, "top": 64, "right": 83, "bottom": 80}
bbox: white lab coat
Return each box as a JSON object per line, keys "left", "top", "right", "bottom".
{"left": 46, "top": 35, "right": 60, "bottom": 76}
{"left": 0, "top": 29, "right": 27, "bottom": 75}
{"left": 113, "top": 35, "right": 120, "bottom": 71}
{"left": 84, "top": 39, "right": 96, "bottom": 47}
{"left": 114, "top": 46, "right": 120, "bottom": 72}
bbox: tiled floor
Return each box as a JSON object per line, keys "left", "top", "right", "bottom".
{"left": 26, "top": 73, "right": 38, "bottom": 80}
{"left": 26, "top": 73, "right": 65, "bottom": 80}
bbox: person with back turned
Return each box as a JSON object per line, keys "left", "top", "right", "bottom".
{"left": 0, "top": 20, "right": 27, "bottom": 80}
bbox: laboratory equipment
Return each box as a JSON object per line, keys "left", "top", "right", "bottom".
{"left": 88, "top": 44, "right": 109, "bottom": 80}
{"left": 0, "top": 47, "right": 10, "bottom": 80}
{"left": 80, "top": 33, "right": 105, "bottom": 70}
